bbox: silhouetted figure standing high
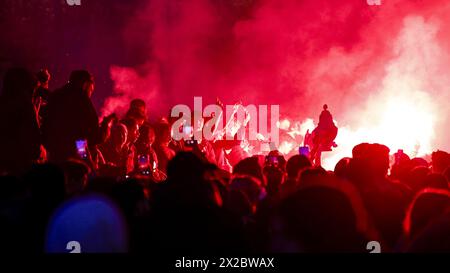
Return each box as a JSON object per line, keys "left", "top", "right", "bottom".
{"left": 42, "top": 70, "right": 100, "bottom": 163}
{"left": 305, "top": 104, "right": 338, "bottom": 166}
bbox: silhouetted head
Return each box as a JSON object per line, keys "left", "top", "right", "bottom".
{"left": 405, "top": 166, "right": 431, "bottom": 192}
{"left": 225, "top": 188, "right": 253, "bottom": 217}
{"left": 352, "top": 143, "right": 370, "bottom": 159}
{"left": 166, "top": 152, "right": 206, "bottom": 184}
{"left": 154, "top": 121, "right": 172, "bottom": 145}
{"left": 410, "top": 157, "right": 429, "bottom": 169}
{"left": 277, "top": 176, "right": 372, "bottom": 252}
{"left": 109, "top": 123, "right": 128, "bottom": 150}
{"left": 403, "top": 188, "right": 450, "bottom": 240}
{"left": 61, "top": 159, "right": 90, "bottom": 196}
{"left": 68, "top": 70, "right": 94, "bottom": 98}
{"left": 334, "top": 157, "right": 351, "bottom": 179}
{"left": 126, "top": 108, "right": 146, "bottom": 126}
{"left": 229, "top": 175, "right": 266, "bottom": 213}
{"left": 286, "top": 155, "right": 312, "bottom": 180}
{"left": 121, "top": 118, "right": 140, "bottom": 144}
{"left": 36, "top": 68, "right": 50, "bottom": 84}
{"left": 161, "top": 152, "right": 222, "bottom": 208}
{"left": 233, "top": 157, "right": 265, "bottom": 185}
{"left": 352, "top": 143, "right": 390, "bottom": 178}
{"left": 406, "top": 209, "right": 450, "bottom": 252}
{"left": 263, "top": 166, "right": 284, "bottom": 197}
{"left": 124, "top": 99, "right": 147, "bottom": 126}
{"left": 137, "top": 124, "right": 155, "bottom": 146}
{"left": 298, "top": 167, "right": 328, "bottom": 187}
{"left": 391, "top": 152, "right": 412, "bottom": 182}
{"left": 318, "top": 104, "right": 333, "bottom": 126}
{"left": 393, "top": 157, "right": 428, "bottom": 185}
{"left": 130, "top": 99, "right": 146, "bottom": 112}
{"left": 265, "top": 150, "right": 287, "bottom": 171}
{"left": 432, "top": 150, "right": 450, "bottom": 174}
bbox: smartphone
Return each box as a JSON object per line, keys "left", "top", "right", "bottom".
{"left": 138, "top": 154, "right": 150, "bottom": 168}
{"left": 299, "top": 146, "right": 310, "bottom": 157}
{"left": 75, "top": 139, "right": 88, "bottom": 159}
{"left": 137, "top": 154, "right": 151, "bottom": 175}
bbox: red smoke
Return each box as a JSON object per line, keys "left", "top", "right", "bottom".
{"left": 102, "top": 0, "right": 450, "bottom": 167}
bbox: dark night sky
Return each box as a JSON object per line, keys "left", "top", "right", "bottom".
{"left": 0, "top": 0, "right": 146, "bottom": 109}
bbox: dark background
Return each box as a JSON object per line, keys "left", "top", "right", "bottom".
{"left": 0, "top": 0, "right": 148, "bottom": 110}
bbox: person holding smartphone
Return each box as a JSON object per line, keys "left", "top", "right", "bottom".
{"left": 42, "top": 70, "right": 100, "bottom": 163}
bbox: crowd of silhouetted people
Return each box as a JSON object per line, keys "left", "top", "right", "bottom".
{"left": 1, "top": 67, "right": 450, "bottom": 253}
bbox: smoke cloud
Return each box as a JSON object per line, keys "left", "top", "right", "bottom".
{"left": 102, "top": 0, "right": 450, "bottom": 166}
